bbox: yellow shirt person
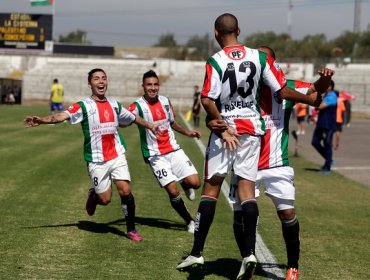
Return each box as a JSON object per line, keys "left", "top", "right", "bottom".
{"left": 50, "top": 79, "right": 64, "bottom": 113}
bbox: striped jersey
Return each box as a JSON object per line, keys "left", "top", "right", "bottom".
{"left": 258, "top": 80, "right": 311, "bottom": 169}
{"left": 129, "top": 95, "right": 180, "bottom": 159}
{"left": 201, "top": 45, "right": 287, "bottom": 136}
{"left": 65, "top": 97, "right": 135, "bottom": 163}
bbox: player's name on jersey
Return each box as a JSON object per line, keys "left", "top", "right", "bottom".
{"left": 224, "top": 100, "right": 254, "bottom": 112}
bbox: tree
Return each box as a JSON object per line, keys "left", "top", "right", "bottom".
{"left": 153, "top": 33, "right": 177, "bottom": 47}
{"left": 186, "top": 34, "right": 215, "bottom": 60}
{"left": 58, "top": 29, "right": 90, "bottom": 44}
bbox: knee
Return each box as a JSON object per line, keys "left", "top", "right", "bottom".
{"left": 97, "top": 196, "right": 111, "bottom": 205}
{"left": 277, "top": 209, "right": 296, "bottom": 221}
{"left": 183, "top": 175, "right": 201, "bottom": 190}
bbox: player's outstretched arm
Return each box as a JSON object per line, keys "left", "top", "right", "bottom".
{"left": 24, "top": 112, "right": 69, "bottom": 127}
{"left": 278, "top": 87, "right": 322, "bottom": 107}
{"left": 171, "top": 121, "right": 201, "bottom": 139}
{"left": 133, "top": 115, "right": 162, "bottom": 136}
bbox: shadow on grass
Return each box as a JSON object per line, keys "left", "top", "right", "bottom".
{"left": 24, "top": 216, "right": 186, "bottom": 238}
{"left": 177, "top": 258, "right": 286, "bottom": 280}
{"left": 304, "top": 167, "right": 321, "bottom": 172}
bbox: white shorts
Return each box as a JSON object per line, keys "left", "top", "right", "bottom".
{"left": 88, "top": 154, "right": 131, "bottom": 194}
{"left": 205, "top": 132, "right": 260, "bottom": 181}
{"left": 229, "top": 166, "right": 295, "bottom": 211}
{"left": 148, "top": 149, "right": 198, "bottom": 187}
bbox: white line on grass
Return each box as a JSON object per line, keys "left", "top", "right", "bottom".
{"left": 181, "top": 114, "right": 285, "bottom": 279}
{"left": 332, "top": 166, "right": 370, "bottom": 170}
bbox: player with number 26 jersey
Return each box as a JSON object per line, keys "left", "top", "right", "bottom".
{"left": 202, "top": 45, "right": 286, "bottom": 136}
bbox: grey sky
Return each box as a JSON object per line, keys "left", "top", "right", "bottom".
{"left": 1, "top": 0, "right": 369, "bottom": 47}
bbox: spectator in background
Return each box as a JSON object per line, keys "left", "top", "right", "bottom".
{"left": 13, "top": 85, "right": 21, "bottom": 104}
{"left": 334, "top": 92, "right": 346, "bottom": 150}
{"left": 311, "top": 80, "right": 337, "bottom": 174}
{"left": 50, "top": 78, "right": 64, "bottom": 115}
{"left": 294, "top": 103, "right": 307, "bottom": 135}
{"left": 5, "top": 90, "right": 16, "bottom": 104}
{"left": 192, "top": 85, "right": 201, "bottom": 127}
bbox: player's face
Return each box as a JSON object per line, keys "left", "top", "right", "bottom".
{"left": 89, "top": 71, "right": 108, "bottom": 99}
{"left": 143, "top": 77, "right": 159, "bottom": 103}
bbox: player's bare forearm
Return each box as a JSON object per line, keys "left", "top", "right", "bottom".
{"left": 171, "top": 121, "right": 201, "bottom": 138}
{"left": 279, "top": 87, "right": 321, "bottom": 106}
{"left": 24, "top": 112, "right": 69, "bottom": 127}
{"left": 134, "top": 115, "right": 162, "bottom": 136}
{"left": 201, "top": 97, "right": 222, "bottom": 121}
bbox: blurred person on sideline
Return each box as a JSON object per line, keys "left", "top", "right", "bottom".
{"left": 24, "top": 68, "right": 161, "bottom": 242}
{"left": 176, "top": 13, "right": 324, "bottom": 280}
{"left": 129, "top": 70, "right": 201, "bottom": 234}
{"left": 50, "top": 78, "right": 64, "bottom": 115}
{"left": 311, "top": 80, "right": 337, "bottom": 174}
{"left": 334, "top": 91, "right": 346, "bottom": 150}
{"left": 294, "top": 102, "right": 308, "bottom": 135}
{"left": 225, "top": 46, "right": 334, "bottom": 280}
{"left": 192, "top": 85, "right": 201, "bottom": 127}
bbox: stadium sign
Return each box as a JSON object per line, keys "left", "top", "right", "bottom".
{"left": 0, "top": 13, "right": 52, "bottom": 50}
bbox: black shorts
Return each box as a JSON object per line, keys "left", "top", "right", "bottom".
{"left": 297, "top": 116, "right": 305, "bottom": 123}
{"left": 336, "top": 123, "right": 343, "bottom": 132}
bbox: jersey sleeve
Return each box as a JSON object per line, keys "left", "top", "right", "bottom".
{"left": 262, "top": 55, "right": 287, "bottom": 92}
{"left": 65, "top": 102, "right": 83, "bottom": 124}
{"left": 128, "top": 103, "right": 139, "bottom": 115}
{"left": 201, "top": 58, "right": 222, "bottom": 100}
{"left": 293, "top": 80, "right": 311, "bottom": 95}
{"left": 118, "top": 106, "right": 136, "bottom": 127}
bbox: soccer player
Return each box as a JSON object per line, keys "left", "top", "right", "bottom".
{"left": 224, "top": 46, "right": 334, "bottom": 280}
{"left": 49, "top": 78, "right": 64, "bottom": 115}
{"left": 24, "top": 68, "right": 160, "bottom": 242}
{"left": 128, "top": 70, "right": 201, "bottom": 233}
{"left": 176, "top": 14, "right": 323, "bottom": 279}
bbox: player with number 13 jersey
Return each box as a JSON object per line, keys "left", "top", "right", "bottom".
{"left": 202, "top": 45, "right": 286, "bottom": 136}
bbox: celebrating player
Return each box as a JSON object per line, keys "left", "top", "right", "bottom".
{"left": 24, "top": 68, "right": 160, "bottom": 242}
{"left": 129, "top": 70, "right": 201, "bottom": 233}
{"left": 177, "top": 14, "right": 324, "bottom": 280}
{"left": 225, "top": 46, "right": 334, "bottom": 280}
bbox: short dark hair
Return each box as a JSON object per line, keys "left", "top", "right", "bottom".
{"left": 53, "top": 78, "right": 58, "bottom": 83}
{"left": 258, "top": 46, "right": 276, "bottom": 59}
{"left": 142, "top": 70, "right": 158, "bottom": 84}
{"left": 88, "top": 68, "right": 106, "bottom": 83}
{"left": 330, "top": 80, "right": 335, "bottom": 90}
{"left": 214, "top": 13, "right": 238, "bottom": 36}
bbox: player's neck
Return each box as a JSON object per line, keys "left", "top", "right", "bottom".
{"left": 90, "top": 95, "right": 107, "bottom": 102}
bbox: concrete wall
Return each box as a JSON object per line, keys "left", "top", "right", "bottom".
{"left": 1, "top": 53, "right": 369, "bottom": 113}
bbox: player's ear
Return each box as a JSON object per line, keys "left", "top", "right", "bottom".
{"left": 236, "top": 27, "right": 240, "bottom": 36}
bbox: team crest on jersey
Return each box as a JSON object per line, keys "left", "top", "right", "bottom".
{"left": 274, "top": 61, "right": 282, "bottom": 71}
{"left": 114, "top": 107, "right": 119, "bottom": 115}
{"left": 155, "top": 108, "right": 163, "bottom": 119}
{"left": 226, "top": 47, "right": 246, "bottom": 60}
{"left": 164, "top": 105, "right": 170, "bottom": 112}
{"left": 104, "top": 109, "right": 110, "bottom": 121}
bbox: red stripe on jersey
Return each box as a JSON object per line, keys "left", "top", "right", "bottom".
{"left": 201, "top": 64, "right": 213, "bottom": 98}
{"left": 96, "top": 101, "right": 115, "bottom": 123}
{"left": 128, "top": 103, "right": 137, "bottom": 112}
{"left": 258, "top": 129, "right": 271, "bottom": 169}
{"left": 148, "top": 101, "right": 173, "bottom": 154}
{"left": 260, "top": 85, "right": 272, "bottom": 116}
{"left": 267, "top": 56, "right": 286, "bottom": 87}
{"left": 101, "top": 134, "right": 118, "bottom": 161}
{"left": 95, "top": 101, "right": 117, "bottom": 161}
{"left": 294, "top": 80, "right": 311, "bottom": 89}
{"left": 234, "top": 118, "right": 256, "bottom": 135}
{"left": 67, "top": 103, "right": 81, "bottom": 114}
